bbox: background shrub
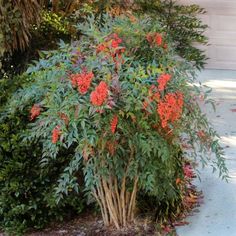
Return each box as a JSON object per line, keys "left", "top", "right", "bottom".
{"left": 0, "top": 76, "right": 86, "bottom": 235}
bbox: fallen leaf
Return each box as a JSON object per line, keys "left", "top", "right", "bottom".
{"left": 185, "top": 196, "right": 197, "bottom": 203}
{"left": 189, "top": 193, "right": 198, "bottom": 199}
{"left": 173, "top": 221, "right": 189, "bottom": 226}
{"left": 176, "top": 178, "right": 181, "bottom": 185}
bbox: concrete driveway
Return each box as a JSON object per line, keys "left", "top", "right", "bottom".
{"left": 177, "top": 70, "right": 236, "bottom": 236}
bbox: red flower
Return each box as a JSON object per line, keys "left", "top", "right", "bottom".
{"left": 52, "top": 125, "right": 61, "bottom": 144}
{"left": 90, "top": 81, "right": 109, "bottom": 106}
{"left": 30, "top": 104, "right": 41, "bottom": 120}
{"left": 70, "top": 71, "right": 94, "bottom": 94}
{"left": 96, "top": 81, "right": 108, "bottom": 97}
{"left": 96, "top": 33, "right": 125, "bottom": 68}
{"left": 157, "top": 74, "right": 171, "bottom": 91}
{"left": 146, "top": 32, "right": 164, "bottom": 47}
{"left": 110, "top": 33, "right": 122, "bottom": 44}
{"left": 90, "top": 91, "right": 102, "bottom": 106}
{"left": 157, "top": 92, "right": 184, "bottom": 128}
{"left": 110, "top": 115, "right": 118, "bottom": 134}
{"left": 155, "top": 33, "right": 163, "bottom": 46}
{"left": 111, "top": 39, "right": 119, "bottom": 49}
{"left": 97, "top": 43, "right": 107, "bottom": 53}
{"left": 77, "top": 72, "right": 94, "bottom": 94}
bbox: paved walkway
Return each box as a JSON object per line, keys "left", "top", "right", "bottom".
{"left": 177, "top": 69, "right": 236, "bottom": 236}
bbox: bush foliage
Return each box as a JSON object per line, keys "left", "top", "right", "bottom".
{"left": 0, "top": 0, "right": 208, "bottom": 75}
{"left": 2, "top": 14, "right": 227, "bottom": 230}
{"left": 0, "top": 76, "right": 85, "bottom": 235}
{"left": 135, "top": 0, "right": 208, "bottom": 69}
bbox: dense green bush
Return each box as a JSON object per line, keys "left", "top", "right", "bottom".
{"left": 3, "top": 15, "right": 227, "bottom": 230}
{"left": 0, "top": 76, "right": 85, "bottom": 235}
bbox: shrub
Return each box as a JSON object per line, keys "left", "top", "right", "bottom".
{"left": 3, "top": 15, "right": 227, "bottom": 230}
{"left": 0, "top": 76, "right": 85, "bottom": 235}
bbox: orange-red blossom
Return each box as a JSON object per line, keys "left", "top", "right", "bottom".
{"left": 70, "top": 71, "right": 94, "bottom": 94}
{"left": 52, "top": 125, "right": 61, "bottom": 144}
{"left": 30, "top": 104, "right": 41, "bottom": 120}
{"left": 90, "top": 81, "right": 109, "bottom": 106}
{"left": 157, "top": 92, "right": 184, "bottom": 128}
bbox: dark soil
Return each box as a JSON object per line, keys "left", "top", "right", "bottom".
{"left": 26, "top": 212, "right": 164, "bottom": 236}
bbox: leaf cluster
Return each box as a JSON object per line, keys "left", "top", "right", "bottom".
{"left": 0, "top": 75, "right": 86, "bottom": 235}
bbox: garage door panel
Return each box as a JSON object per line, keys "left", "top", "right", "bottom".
{"left": 210, "top": 45, "right": 236, "bottom": 62}
{"left": 209, "top": 37, "right": 236, "bottom": 46}
{"left": 180, "top": 0, "right": 236, "bottom": 11}
{"left": 212, "top": 15, "right": 236, "bottom": 32}
{"left": 179, "top": 0, "right": 236, "bottom": 70}
{"left": 205, "top": 62, "right": 236, "bottom": 70}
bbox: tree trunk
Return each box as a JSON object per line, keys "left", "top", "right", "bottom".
{"left": 92, "top": 175, "right": 138, "bottom": 229}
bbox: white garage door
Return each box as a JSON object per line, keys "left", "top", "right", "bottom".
{"left": 179, "top": 0, "right": 236, "bottom": 70}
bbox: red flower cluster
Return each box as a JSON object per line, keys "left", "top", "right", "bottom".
{"left": 70, "top": 71, "right": 94, "bottom": 94}
{"left": 146, "top": 32, "right": 166, "bottom": 48}
{"left": 97, "top": 43, "right": 107, "bottom": 53}
{"left": 155, "top": 33, "right": 163, "bottom": 46}
{"left": 110, "top": 115, "right": 118, "bottom": 134}
{"left": 90, "top": 81, "right": 109, "bottom": 106}
{"left": 110, "top": 33, "right": 122, "bottom": 48}
{"left": 52, "top": 125, "right": 61, "bottom": 144}
{"left": 97, "top": 33, "right": 123, "bottom": 53}
{"left": 30, "top": 104, "right": 41, "bottom": 120}
{"left": 96, "top": 33, "right": 125, "bottom": 68}
{"left": 157, "top": 74, "right": 171, "bottom": 91}
{"left": 157, "top": 92, "right": 184, "bottom": 128}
